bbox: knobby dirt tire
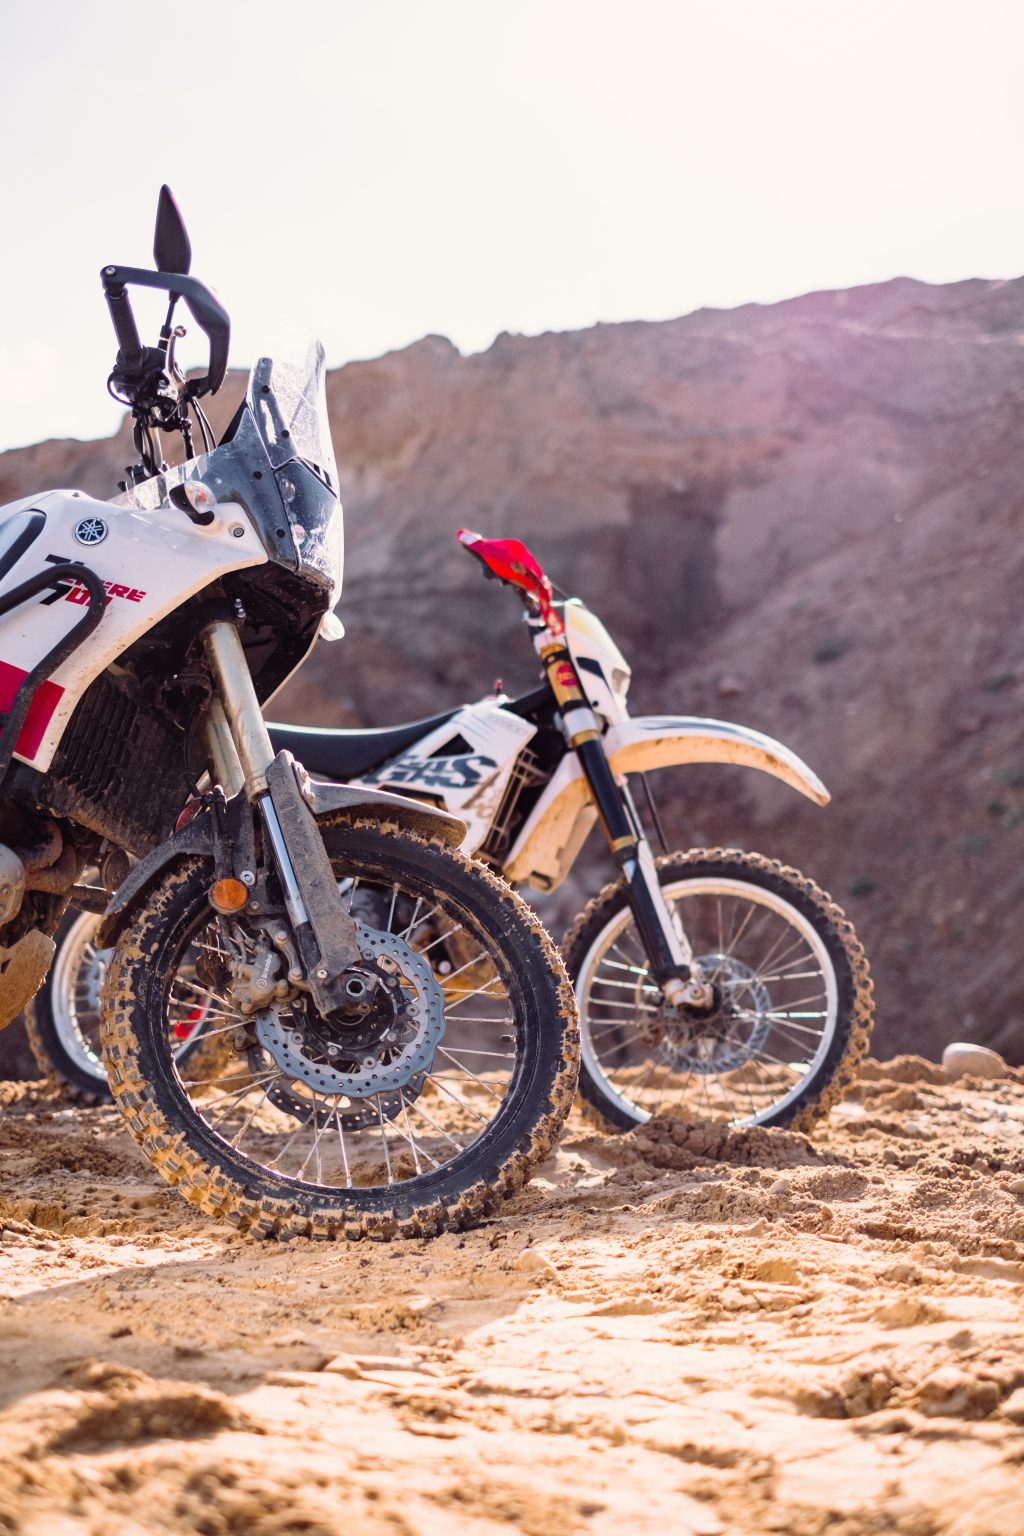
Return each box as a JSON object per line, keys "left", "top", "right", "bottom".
{"left": 561, "top": 848, "right": 873, "bottom": 1134}
{"left": 101, "top": 817, "right": 578, "bottom": 1241}
{"left": 25, "top": 909, "right": 110, "bottom": 1105}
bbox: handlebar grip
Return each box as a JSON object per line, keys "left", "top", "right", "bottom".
{"left": 104, "top": 283, "right": 144, "bottom": 368}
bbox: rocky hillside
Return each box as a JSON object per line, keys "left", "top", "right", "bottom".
{"left": 1, "top": 276, "right": 1023, "bottom": 1063}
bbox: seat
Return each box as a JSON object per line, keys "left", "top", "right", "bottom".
{"left": 267, "top": 706, "right": 462, "bottom": 782}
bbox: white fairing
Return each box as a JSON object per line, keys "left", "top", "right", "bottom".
{"left": 353, "top": 699, "right": 537, "bottom": 853}
{"left": 0, "top": 487, "right": 266, "bottom": 770}
{"left": 562, "top": 600, "right": 631, "bottom": 724}
{"left": 503, "top": 714, "right": 830, "bottom": 892}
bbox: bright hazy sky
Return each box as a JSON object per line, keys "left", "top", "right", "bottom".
{"left": 1, "top": 0, "right": 1021, "bottom": 453}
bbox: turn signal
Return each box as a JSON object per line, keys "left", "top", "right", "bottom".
{"left": 184, "top": 481, "right": 217, "bottom": 515}
{"left": 209, "top": 878, "right": 249, "bottom": 914}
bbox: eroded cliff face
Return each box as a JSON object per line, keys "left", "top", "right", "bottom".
{"left": 2, "top": 275, "right": 1023, "bottom": 1061}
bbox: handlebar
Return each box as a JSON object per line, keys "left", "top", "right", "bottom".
{"left": 99, "top": 263, "right": 230, "bottom": 398}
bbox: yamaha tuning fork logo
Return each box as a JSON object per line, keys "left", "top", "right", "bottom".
{"left": 73, "top": 516, "right": 108, "bottom": 546}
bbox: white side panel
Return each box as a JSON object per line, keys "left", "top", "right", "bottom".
{"left": 502, "top": 752, "right": 594, "bottom": 891}
{"left": 353, "top": 701, "right": 537, "bottom": 853}
{"left": 0, "top": 488, "right": 266, "bottom": 770}
{"left": 563, "top": 600, "right": 631, "bottom": 724}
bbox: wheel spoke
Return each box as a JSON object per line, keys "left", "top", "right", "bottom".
{"left": 435, "top": 1047, "right": 502, "bottom": 1099}
{"left": 375, "top": 1097, "right": 395, "bottom": 1184}
{"left": 588, "top": 996, "right": 659, "bottom": 1014}
{"left": 403, "top": 1093, "right": 468, "bottom": 1151}
{"left": 270, "top": 1109, "right": 319, "bottom": 1174}
{"left": 205, "top": 1073, "right": 280, "bottom": 1127}
{"left": 748, "top": 928, "right": 807, "bottom": 982}
{"left": 397, "top": 1095, "right": 429, "bottom": 1173}
{"left": 334, "top": 1102, "right": 353, "bottom": 1188}
{"left": 590, "top": 974, "right": 662, "bottom": 994}
{"left": 425, "top": 1074, "right": 491, "bottom": 1126}
{"left": 230, "top": 1084, "right": 273, "bottom": 1147}
{"left": 400, "top": 899, "right": 442, "bottom": 942}
{"left": 443, "top": 977, "right": 507, "bottom": 1009}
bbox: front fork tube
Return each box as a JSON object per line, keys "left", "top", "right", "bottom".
{"left": 202, "top": 618, "right": 312, "bottom": 933}
{"left": 202, "top": 687, "right": 312, "bottom": 936}
{"left": 200, "top": 632, "right": 307, "bottom": 930}
{"left": 201, "top": 620, "right": 360, "bottom": 1008}
{"left": 534, "top": 633, "right": 706, "bottom": 1007}
{"left": 573, "top": 736, "right": 708, "bottom": 1007}
{"left": 202, "top": 619, "right": 277, "bottom": 796}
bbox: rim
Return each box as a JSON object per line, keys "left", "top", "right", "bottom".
{"left": 50, "top": 910, "right": 109, "bottom": 1081}
{"left": 159, "top": 868, "right": 527, "bottom": 1196}
{"left": 51, "top": 910, "right": 208, "bottom": 1086}
{"left": 577, "top": 875, "right": 839, "bottom": 1126}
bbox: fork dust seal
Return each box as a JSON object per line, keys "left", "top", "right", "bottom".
{"left": 0, "top": 562, "right": 107, "bottom": 781}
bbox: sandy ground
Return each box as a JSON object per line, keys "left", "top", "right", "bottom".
{"left": 0, "top": 1058, "right": 1023, "bottom": 1535}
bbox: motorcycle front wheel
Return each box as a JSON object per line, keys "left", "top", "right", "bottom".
{"left": 101, "top": 817, "right": 578, "bottom": 1240}
{"left": 562, "top": 848, "right": 873, "bottom": 1133}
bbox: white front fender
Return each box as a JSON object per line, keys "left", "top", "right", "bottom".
{"left": 604, "top": 715, "right": 829, "bottom": 806}
{"left": 503, "top": 714, "right": 827, "bottom": 893}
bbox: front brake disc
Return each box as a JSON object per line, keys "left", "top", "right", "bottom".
{"left": 259, "top": 1072, "right": 427, "bottom": 1130}
{"left": 254, "top": 919, "right": 444, "bottom": 1097}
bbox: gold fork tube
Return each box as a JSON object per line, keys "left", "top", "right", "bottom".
{"left": 202, "top": 620, "right": 275, "bottom": 796}
{"left": 203, "top": 697, "right": 246, "bottom": 798}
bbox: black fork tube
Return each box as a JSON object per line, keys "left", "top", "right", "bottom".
{"left": 536, "top": 639, "right": 689, "bottom": 990}
{"left": 574, "top": 736, "right": 690, "bottom": 988}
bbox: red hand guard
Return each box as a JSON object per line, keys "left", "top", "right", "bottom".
{"left": 456, "top": 529, "right": 563, "bottom": 635}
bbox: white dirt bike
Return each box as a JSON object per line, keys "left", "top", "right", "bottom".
{"left": 0, "top": 190, "right": 578, "bottom": 1240}
{"left": 32, "top": 522, "right": 872, "bottom": 1134}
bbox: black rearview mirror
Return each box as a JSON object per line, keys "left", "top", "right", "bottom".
{"left": 154, "top": 185, "right": 192, "bottom": 276}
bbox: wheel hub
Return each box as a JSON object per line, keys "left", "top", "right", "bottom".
{"left": 254, "top": 919, "right": 444, "bottom": 1097}
{"left": 641, "top": 953, "right": 772, "bottom": 1075}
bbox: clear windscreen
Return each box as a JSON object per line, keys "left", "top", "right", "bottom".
{"left": 248, "top": 341, "right": 338, "bottom": 491}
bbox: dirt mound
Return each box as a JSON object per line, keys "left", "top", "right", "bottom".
{"left": 40, "top": 1361, "right": 256, "bottom": 1453}
{"left": 626, "top": 1116, "right": 829, "bottom": 1170}
{"left": 857, "top": 1054, "right": 949, "bottom": 1086}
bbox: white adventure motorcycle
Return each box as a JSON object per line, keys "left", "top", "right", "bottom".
{"left": 2, "top": 190, "right": 578, "bottom": 1240}
{"left": 33, "top": 521, "right": 872, "bottom": 1133}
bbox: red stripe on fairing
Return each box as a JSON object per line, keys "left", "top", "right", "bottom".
{"left": 0, "top": 660, "right": 64, "bottom": 760}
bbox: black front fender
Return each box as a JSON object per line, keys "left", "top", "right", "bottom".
{"left": 95, "top": 778, "right": 467, "bottom": 950}
{"left": 302, "top": 776, "right": 466, "bottom": 847}
{"left": 95, "top": 815, "right": 217, "bottom": 949}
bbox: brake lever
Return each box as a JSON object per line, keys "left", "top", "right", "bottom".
{"left": 165, "top": 324, "right": 186, "bottom": 383}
